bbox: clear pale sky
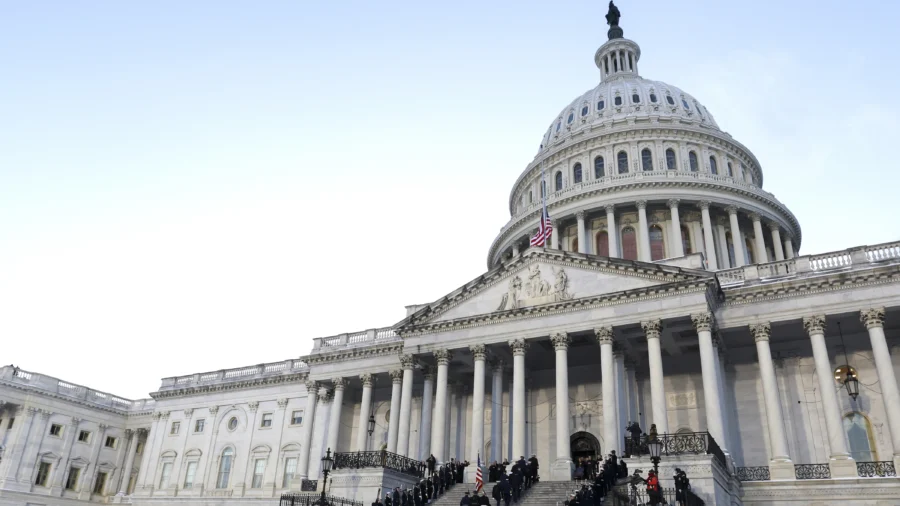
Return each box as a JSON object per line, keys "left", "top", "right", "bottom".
{"left": 1, "top": 1, "right": 898, "bottom": 399}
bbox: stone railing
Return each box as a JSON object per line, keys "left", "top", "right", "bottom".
{"left": 735, "top": 466, "right": 771, "bottom": 481}
{"left": 856, "top": 461, "right": 896, "bottom": 478}
{"left": 0, "top": 365, "right": 155, "bottom": 413}
{"left": 717, "top": 240, "right": 900, "bottom": 288}
{"left": 794, "top": 463, "right": 831, "bottom": 480}
{"left": 280, "top": 494, "right": 363, "bottom": 506}
{"left": 333, "top": 450, "right": 424, "bottom": 478}
{"left": 623, "top": 431, "right": 726, "bottom": 470}
{"left": 311, "top": 326, "right": 400, "bottom": 353}
{"left": 159, "top": 359, "right": 309, "bottom": 391}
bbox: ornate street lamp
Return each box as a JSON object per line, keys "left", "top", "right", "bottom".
{"left": 319, "top": 448, "right": 334, "bottom": 506}
{"left": 646, "top": 425, "right": 663, "bottom": 475}
{"left": 836, "top": 322, "right": 860, "bottom": 401}
{"left": 367, "top": 414, "right": 376, "bottom": 437}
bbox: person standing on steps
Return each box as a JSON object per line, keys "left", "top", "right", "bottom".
{"left": 460, "top": 490, "right": 471, "bottom": 506}
{"left": 491, "top": 481, "right": 502, "bottom": 506}
{"left": 427, "top": 454, "right": 437, "bottom": 477}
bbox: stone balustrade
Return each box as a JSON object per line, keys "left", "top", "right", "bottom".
{"left": 158, "top": 358, "right": 309, "bottom": 391}
{"left": 0, "top": 365, "right": 155, "bottom": 413}
{"left": 716, "top": 240, "right": 900, "bottom": 288}
{"left": 310, "top": 326, "right": 399, "bottom": 353}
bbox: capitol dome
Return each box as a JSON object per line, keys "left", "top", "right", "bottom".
{"left": 488, "top": 23, "right": 800, "bottom": 272}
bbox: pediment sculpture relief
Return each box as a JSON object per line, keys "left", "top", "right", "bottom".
{"left": 497, "top": 265, "right": 573, "bottom": 311}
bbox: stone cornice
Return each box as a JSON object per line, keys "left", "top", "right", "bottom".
{"left": 300, "top": 341, "right": 405, "bottom": 367}
{"left": 149, "top": 372, "right": 308, "bottom": 400}
{"left": 0, "top": 379, "right": 154, "bottom": 418}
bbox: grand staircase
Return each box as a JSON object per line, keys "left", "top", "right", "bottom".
{"left": 428, "top": 482, "right": 583, "bottom": 506}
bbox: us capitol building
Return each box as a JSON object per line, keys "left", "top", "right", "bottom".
{"left": 2, "top": 5, "right": 899, "bottom": 506}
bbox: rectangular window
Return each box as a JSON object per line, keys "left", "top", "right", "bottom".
{"left": 283, "top": 457, "right": 297, "bottom": 488}
{"left": 127, "top": 474, "right": 136, "bottom": 495}
{"left": 135, "top": 441, "right": 144, "bottom": 454}
{"left": 170, "top": 421, "right": 180, "bottom": 435}
{"left": 93, "top": 471, "right": 108, "bottom": 495}
{"left": 78, "top": 430, "right": 91, "bottom": 443}
{"left": 159, "top": 462, "right": 172, "bottom": 489}
{"left": 291, "top": 411, "right": 303, "bottom": 426}
{"left": 35, "top": 462, "right": 51, "bottom": 487}
{"left": 251, "top": 459, "right": 265, "bottom": 488}
{"left": 49, "top": 423, "right": 62, "bottom": 436}
{"left": 194, "top": 419, "right": 205, "bottom": 433}
{"left": 105, "top": 436, "right": 117, "bottom": 449}
{"left": 184, "top": 461, "right": 198, "bottom": 488}
{"left": 65, "top": 467, "right": 81, "bottom": 490}
{"left": 260, "top": 413, "right": 273, "bottom": 428}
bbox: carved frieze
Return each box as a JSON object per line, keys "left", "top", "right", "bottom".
{"left": 667, "top": 391, "right": 697, "bottom": 409}
{"left": 497, "top": 264, "right": 573, "bottom": 311}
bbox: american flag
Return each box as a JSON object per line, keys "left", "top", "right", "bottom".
{"left": 475, "top": 454, "right": 484, "bottom": 493}
{"left": 530, "top": 148, "right": 552, "bottom": 247}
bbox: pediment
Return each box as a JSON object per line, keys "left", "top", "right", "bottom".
{"left": 400, "top": 249, "right": 712, "bottom": 330}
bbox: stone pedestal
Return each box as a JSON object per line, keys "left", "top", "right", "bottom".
{"left": 549, "top": 459, "right": 574, "bottom": 481}
{"left": 828, "top": 457, "right": 858, "bottom": 479}
{"left": 327, "top": 468, "right": 421, "bottom": 504}
{"left": 622, "top": 454, "right": 740, "bottom": 506}
{"left": 768, "top": 460, "right": 796, "bottom": 480}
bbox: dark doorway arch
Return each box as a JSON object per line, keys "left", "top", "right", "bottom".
{"left": 570, "top": 431, "right": 601, "bottom": 462}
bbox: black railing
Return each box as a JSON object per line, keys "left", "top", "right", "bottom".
{"left": 607, "top": 484, "right": 705, "bottom": 506}
{"left": 735, "top": 466, "right": 770, "bottom": 481}
{"left": 280, "top": 493, "right": 363, "bottom": 506}
{"left": 623, "top": 431, "right": 727, "bottom": 469}
{"left": 333, "top": 451, "right": 423, "bottom": 478}
{"left": 856, "top": 461, "right": 897, "bottom": 478}
{"left": 794, "top": 463, "right": 830, "bottom": 480}
{"left": 300, "top": 479, "right": 318, "bottom": 492}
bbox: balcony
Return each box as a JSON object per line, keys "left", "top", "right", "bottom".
{"left": 0, "top": 365, "right": 154, "bottom": 413}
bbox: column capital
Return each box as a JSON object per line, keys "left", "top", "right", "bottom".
{"left": 305, "top": 380, "right": 319, "bottom": 394}
{"left": 667, "top": 198, "right": 680, "bottom": 209}
{"left": 360, "top": 373, "right": 375, "bottom": 387}
{"left": 209, "top": 405, "right": 220, "bottom": 416}
{"left": 690, "top": 312, "right": 715, "bottom": 333}
{"left": 125, "top": 428, "right": 134, "bottom": 438}
{"left": 332, "top": 377, "right": 348, "bottom": 390}
{"left": 594, "top": 326, "right": 614, "bottom": 345}
{"left": 470, "top": 343, "right": 488, "bottom": 361}
{"left": 550, "top": 332, "right": 571, "bottom": 350}
{"left": 318, "top": 387, "right": 332, "bottom": 401}
{"left": 749, "top": 212, "right": 761, "bottom": 222}
{"left": 40, "top": 410, "right": 52, "bottom": 420}
{"left": 489, "top": 358, "right": 505, "bottom": 373}
{"left": 136, "top": 427, "right": 148, "bottom": 437}
{"left": 711, "top": 332, "right": 722, "bottom": 348}
{"left": 389, "top": 369, "right": 404, "bottom": 384}
{"left": 71, "top": 416, "right": 84, "bottom": 425}
{"left": 612, "top": 342, "right": 624, "bottom": 357}
{"left": 434, "top": 348, "right": 453, "bottom": 365}
{"left": 860, "top": 307, "right": 886, "bottom": 329}
{"left": 767, "top": 221, "right": 781, "bottom": 232}
{"left": 605, "top": 204, "right": 616, "bottom": 214}
{"left": 508, "top": 338, "right": 529, "bottom": 356}
{"left": 399, "top": 353, "right": 416, "bottom": 370}
{"left": 802, "top": 315, "right": 827, "bottom": 335}
{"left": 715, "top": 215, "right": 728, "bottom": 226}
{"left": 725, "top": 205, "right": 738, "bottom": 216}
{"left": 635, "top": 200, "right": 648, "bottom": 210}
{"left": 698, "top": 200, "right": 711, "bottom": 211}
{"left": 749, "top": 322, "right": 771, "bottom": 342}
{"left": 183, "top": 408, "right": 194, "bottom": 417}
{"left": 550, "top": 219, "right": 559, "bottom": 228}
{"left": 576, "top": 210, "right": 586, "bottom": 220}
{"left": 277, "top": 398, "right": 289, "bottom": 409}
{"left": 422, "top": 366, "right": 436, "bottom": 381}
{"left": 641, "top": 320, "right": 663, "bottom": 339}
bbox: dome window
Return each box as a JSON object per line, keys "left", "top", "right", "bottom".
{"left": 632, "top": 93, "right": 640, "bottom": 104}
{"left": 597, "top": 100, "right": 605, "bottom": 111}
{"left": 689, "top": 151, "right": 699, "bottom": 172}
{"left": 617, "top": 151, "right": 628, "bottom": 174}
{"left": 650, "top": 93, "right": 658, "bottom": 103}
{"left": 727, "top": 162, "right": 734, "bottom": 177}
{"left": 573, "top": 163, "right": 583, "bottom": 184}
{"left": 556, "top": 121, "right": 561, "bottom": 132}
{"left": 567, "top": 112, "right": 574, "bottom": 124}
{"left": 641, "top": 148, "right": 653, "bottom": 171}
{"left": 709, "top": 156, "right": 718, "bottom": 175}
{"left": 614, "top": 96, "right": 623, "bottom": 106}
{"left": 665, "top": 148, "right": 677, "bottom": 170}
{"left": 682, "top": 98, "right": 690, "bottom": 110}
{"left": 650, "top": 225, "right": 666, "bottom": 261}
{"left": 581, "top": 106, "right": 589, "bottom": 117}
{"left": 594, "top": 156, "right": 605, "bottom": 178}
{"left": 621, "top": 227, "right": 637, "bottom": 260}
{"left": 555, "top": 171, "right": 563, "bottom": 191}
{"left": 529, "top": 190, "right": 533, "bottom": 204}
{"left": 666, "top": 95, "right": 675, "bottom": 105}
{"left": 695, "top": 102, "right": 704, "bottom": 119}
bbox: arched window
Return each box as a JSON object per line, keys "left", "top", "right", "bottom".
{"left": 573, "top": 163, "right": 583, "bottom": 184}
{"left": 567, "top": 112, "right": 574, "bottom": 124}
{"left": 709, "top": 156, "right": 718, "bottom": 175}
{"left": 614, "top": 96, "right": 623, "bottom": 106}
{"left": 621, "top": 227, "right": 637, "bottom": 260}
{"left": 597, "top": 100, "right": 605, "bottom": 111}
{"left": 594, "top": 156, "right": 605, "bottom": 179}
{"left": 581, "top": 106, "right": 589, "bottom": 117}
{"left": 844, "top": 413, "right": 877, "bottom": 461}
{"left": 681, "top": 225, "right": 692, "bottom": 254}
{"left": 595, "top": 231, "right": 610, "bottom": 257}
{"left": 666, "top": 95, "right": 675, "bottom": 105}
{"left": 571, "top": 237, "right": 579, "bottom": 252}
{"left": 555, "top": 171, "right": 563, "bottom": 191}
{"left": 617, "top": 151, "right": 628, "bottom": 174}
{"left": 650, "top": 93, "right": 658, "bottom": 103}
{"left": 695, "top": 103, "right": 704, "bottom": 119}
{"left": 649, "top": 225, "right": 665, "bottom": 261}
{"left": 632, "top": 93, "right": 640, "bottom": 104}
{"left": 217, "top": 448, "right": 234, "bottom": 489}
{"left": 641, "top": 148, "right": 653, "bottom": 171}
{"left": 689, "top": 151, "right": 699, "bottom": 172}
{"left": 727, "top": 162, "right": 734, "bottom": 177}
{"left": 682, "top": 98, "right": 690, "bottom": 110}
{"left": 666, "top": 149, "right": 677, "bottom": 170}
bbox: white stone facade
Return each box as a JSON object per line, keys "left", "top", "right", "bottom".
{"left": 3, "top": 8, "right": 900, "bottom": 506}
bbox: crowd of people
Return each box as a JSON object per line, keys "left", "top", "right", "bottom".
{"left": 563, "top": 461, "right": 692, "bottom": 506}
{"left": 488, "top": 455, "right": 539, "bottom": 506}
{"left": 373, "top": 456, "right": 470, "bottom": 506}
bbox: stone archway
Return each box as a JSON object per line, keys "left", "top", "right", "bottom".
{"left": 570, "top": 431, "right": 601, "bottom": 462}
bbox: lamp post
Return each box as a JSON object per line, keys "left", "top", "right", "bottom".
{"left": 368, "top": 414, "right": 376, "bottom": 437}
{"left": 319, "top": 448, "right": 334, "bottom": 506}
{"left": 837, "top": 322, "right": 860, "bottom": 401}
{"left": 646, "top": 425, "right": 663, "bottom": 475}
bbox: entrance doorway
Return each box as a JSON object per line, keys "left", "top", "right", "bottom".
{"left": 570, "top": 431, "right": 601, "bottom": 462}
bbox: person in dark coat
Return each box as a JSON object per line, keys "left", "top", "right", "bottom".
{"left": 460, "top": 491, "right": 472, "bottom": 506}
{"left": 489, "top": 462, "right": 498, "bottom": 482}
{"left": 626, "top": 422, "right": 642, "bottom": 457}
{"left": 509, "top": 470, "right": 522, "bottom": 503}
{"left": 478, "top": 490, "right": 491, "bottom": 506}
{"left": 458, "top": 460, "right": 469, "bottom": 483}
{"left": 426, "top": 478, "right": 435, "bottom": 501}
{"left": 491, "top": 482, "right": 502, "bottom": 506}
{"left": 385, "top": 493, "right": 393, "bottom": 506}
{"left": 427, "top": 454, "right": 437, "bottom": 477}
{"left": 392, "top": 487, "right": 401, "bottom": 506}
{"left": 372, "top": 496, "right": 384, "bottom": 506}
{"left": 414, "top": 488, "right": 423, "bottom": 506}
{"left": 528, "top": 455, "right": 539, "bottom": 482}
{"left": 500, "top": 477, "right": 511, "bottom": 506}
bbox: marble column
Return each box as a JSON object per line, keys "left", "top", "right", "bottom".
{"left": 749, "top": 323, "right": 795, "bottom": 479}
{"left": 784, "top": 238, "right": 795, "bottom": 259}
{"left": 470, "top": 344, "right": 487, "bottom": 467}
{"left": 726, "top": 206, "right": 746, "bottom": 267}
{"left": 750, "top": 213, "right": 768, "bottom": 264}
{"left": 597, "top": 327, "right": 619, "bottom": 454}
{"left": 803, "top": 315, "right": 855, "bottom": 477}
{"left": 117, "top": 429, "right": 142, "bottom": 495}
{"left": 490, "top": 359, "right": 504, "bottom": 463}
{"left": 397, "top": 354, "right": 416, "bottom": 457}
{"left": 387, "top": 370, "right": 403, "bottom": 453}
{"left": 668, "top": 199, "right": 684, "bottom": 257}
{"left": 605, "top": 205, "right": 619, "bottom": 258}
{"left": 419, "top": 367, "right": 435, "bottom": 460}
{"left": 614, "top": 346, "right": 628, "bottom": 448}
{"left": 508, "top": 339, "right": 529, "bottom": 459}
{"left": 551, "top": 220, "right": 559, "bottom": 249}
{"left": 699, "top": 201, "right": 718, "bottom": 270}
{"left": 691, "top": 313, "right": 727, "bottom": 452}
{"left": 715, "top": 217, "right": 730, "bottom": 269}
{"left": 430, "top": 349, "right": 452, "bottom": 464}
{"left": 550, "top": 333, "right": 574, "bottom": 479}
{"left": 714, "top": 344, "right": 732, "bottom": 458}
{"left": 576, "top": 211, "right": 587, "bottom": 253}
{"left": 53, "top": 416, "right": 83, "bottom": 492}
{"left": 15, "top": 408, "right": 49, "bottom": 483}
{"left": 769, "top": 223, "right": 785, "bottom": 261}
{"left": 356, "top": 373, "right": 374, "bottom": 452}
{"left": 860, "top": 308, "right": 900, "bottom": 470}
{"left": 642, "top": 320, "right": 668, "bottom": 434}
{"left": 512, "top": 243, "right": 520, "bottom": 256}
{"left": 327, "top": 378, "right": 347, "bottom": 454}
{"left": 636, "top": 200, "right": 652, "bottom": 261}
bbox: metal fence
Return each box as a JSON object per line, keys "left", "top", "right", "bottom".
{"left": 279, "top": 494, "right": 363, "bottom": 506}
{"left": 301, "top": 479, "right": 318, "bottom": 491}
{"left": 607, "top": 484, "right": 705, "bottom": 506}
{"left": 735, "top": 466, "right": 770, "bottom": 482}
{"left": 856, "top": 461, "right": 897, "bottom": 478}
{"left": 333, "top": 450, "right": 423, "bottom": 478}
{"left": 794, "top": 463, "right": 830, "bottom": 480}
{"left": 623, "top": 432, "right": 727, "bottom": 469}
